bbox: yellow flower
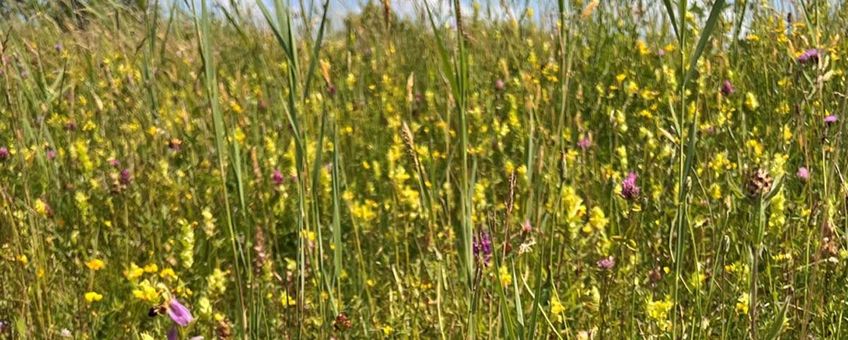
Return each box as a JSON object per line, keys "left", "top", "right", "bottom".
{"left": 550, "top": 295, "right": 565, "bottom": 322}
{"left": 159, "top": 267, "right": 177, "bottom": 281}
{"left": 382, "top": 325, "right": 394, "bottom": 336}
{"left": 585, "top": 206, "right": 609, "bottom": 233}
{"left": 124, "top": 263, "right": 144, "bottom": 281}
{"left": 84, "top": 291, "right": 103, "bottom": 303}
{"left": 34, "top": 198, "right": 49, "bottom": 216}
{"left": 143, "top": 263, "right": 159, "bottom": 273}
{"left": 132, "top": 280, "right": 159, "bottom": 302}
{"left": 280, "top": 291, "right": 296, "bottom": 307}
{"left": 85, "top": 259, "right": 105, "bottom": 271}
{"left": 736, "top": 293, "right": 749, "bottom": 315}
{"left": 646, "top": 295, "right": 673, "bottom": 331}
{"left": 498, "top": 265, "right": 513, "bottom": 287}
{"left": 744, "top": 92, "right": 759, "bottom": 111}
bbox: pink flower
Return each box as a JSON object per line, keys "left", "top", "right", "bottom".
{"left": 796, "top": 167, "right": 810, "bottom": 182}
{"left": 577, "top": 136, "right": 592, "bottom": 151}
{"left": 720, "top": 80, "right": 734, "bottom": 96}
{"left": 825, "top": 114, "right": 838, "bottom": 125}
{"left": 597, "top": 256, "right": 615, "bottom": 270}
{"left": 272, "top": 169, "right": 284, "bottom": 186}
{"left": 521, "top": 219, "right": 532, "bottom": 233}
{"left": 798, "top": 49, "right": 820, "bottom": 64}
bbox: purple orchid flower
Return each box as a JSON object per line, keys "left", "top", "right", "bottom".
{"left": 167, "top": 298, "right": 193, "bottom": 327}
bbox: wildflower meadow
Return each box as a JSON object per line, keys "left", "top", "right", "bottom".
{"left": 2, "top": 0, "right": 848, "bottom": 338}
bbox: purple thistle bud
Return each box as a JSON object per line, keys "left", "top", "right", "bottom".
{"left": 577, "top": 136, "right": 592, "bottom": 151}
{"left": 119, "top": 169, "right": 132, "bottom": 186}
{"left": 46, "top": 149, "right": 57, "bottom": 160}
{"left": 494, "top": 79, "right": 505, "bottom": 91}
{"left": 796, "top": 167, "right": 810, "bottom": 182}
{"left": 597, "top": 256, "right": 615, "bottom": 270}
{"left": 473, "top": 231, "right": 493, "bottom": 266}
{"left": 620, "top": 172, "right": 640, "bottom": 200}
{"left": 272, "top": 169, "right": 284, "bottom": 187}
{"left": 824, "top": 114, "right": 838, "bottom": 125}
{"left": 0, "top": 147, "right": 9, "bottom": 161}
{"left": 167, "top": 298, "right": 193, "bottom": 327}
{"left": 720, "top": 80, "right": 734, "bottom": 96}
{"left": 798, "top": 49, "right": 820, "bottom": 64}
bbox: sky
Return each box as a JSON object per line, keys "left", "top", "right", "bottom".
{"left": 168, "top": 0, "right": 804, "bottom": 34}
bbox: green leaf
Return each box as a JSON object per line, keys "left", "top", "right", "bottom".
{"left": 764, "top": 298, "right": 790, "bottom": 340}
{"left": 681, "top": 0, "right": 727, "bottom": 89}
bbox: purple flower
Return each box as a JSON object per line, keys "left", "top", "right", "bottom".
{"left": 473, "top": 231, "right": 493, "bottom": 266}
{"left": 0, "top": 147, "right": 9, "bottom": 161}
{"left": 825, "top": 114, "right": 838, "bottom": 125}
{"left": 620, "top": 172, "right": 640, "bottom": 200}
{"left": 272, "top": 169, "right": 284, "bottom": 187}
{"left": 796, "top": 167, "right": 810, "bottom": 182}
{"left": 798, "top": 49, "right": 820, "bottom": 64}
{"left": 109, "top": 158, "right": 120, "bottom": 167}
{"left": 119, "top": 169, "right": 132, "bottom": 186}
{"left": 577, "top": 136, "right": 592, "bottom": 151}
{"left": 720, "top": 80, "right": 734, "bottom": 96}
{"left": 495, "top": 79, "right": 505, "bottom": 91}
{"left": 597, "top": 256, "right": 615, "bottom": 270}
{"left": 167, "top": 298, "right": 193, "bottom": 327}
{"left": 167, "top": 326, "right": 178, "bottom": 340}
{"left": 46, "top": 149, "right": 57, "bottom": 160}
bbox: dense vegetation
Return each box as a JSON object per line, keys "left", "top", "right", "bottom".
{"left": 2, "top": 0, "right": 848, "bottom": 338}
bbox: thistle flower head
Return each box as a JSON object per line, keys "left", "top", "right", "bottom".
{"left": 620, "top": 171, "right": 640, "bottom": 200}
{"left": 796, "top": 167, "right": 810, "bottom": 182}
{"left": 272, "top": 169, "right": 284, "bottom": 186}
{"left": 798, "top": 48, "right": 820, "bottom": 64}
{"left": 825, "top": 114, "right": 838, "bottom": 125}
{"left": 597, "top": 256, "right": 615, "bottom": 270}
{"left": 720, "top": 80, "right": 734, "bottom": 96}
